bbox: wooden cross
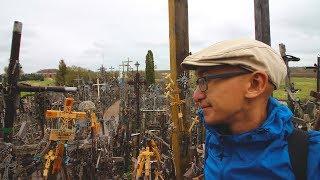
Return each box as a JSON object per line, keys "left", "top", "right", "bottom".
{"left": 307, "top": 56, "right": 320, "bottom": 99}
{"left": 2, "top": 22, "right": 77, "bottom": 143}
{"left": 109, "top": 66, "right": 115, "bottom": 71}
{"left": 136, "top": 147, "right": 154, "bottom": 178}
{"left": 119, "top": 58, "right": 133, "bottom": 78}
{"left": 168, "top": 0, "right": 190, "bottom": 176}
{"left": 279, "top": 43, "right": 301, "bottom": 91}
{"left": 119, "top": 62, "right": 126, "bottom": 77}
{"left": 43, "top": 150, "right": 56, "bottom": 177}
{"left": 73, "top": 75, "right": 83, "bottom": 86}
{"left": 52, "top": 143, "right": 65, "bottom": 174}
{"left": 128, "top": 69, "right": 146, "bottom": 132}
{"left": 123, "top": 58, "right": 133, "bottom": 72}
{"left": 93, "top": 78, "right": 105, "bottom": 100}
{"left": 188, "top": 116, "right": 200, "bottom": 133}
{"left": 45, "top": 97, "right": 87, "bottom": 141}
{"left": 90, "top": 112, "right": 101, "bottom": 136}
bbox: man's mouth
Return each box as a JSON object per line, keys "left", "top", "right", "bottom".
{"left": 201, "top": 104, "right": 211, "bottom": 109}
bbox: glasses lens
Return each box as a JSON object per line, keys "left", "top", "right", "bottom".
{"left": 197, "top": 78, "right": 207, "bottom": 92}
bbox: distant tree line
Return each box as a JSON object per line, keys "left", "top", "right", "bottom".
{"left": 55, "top": 59, "right": 99, "bottom": 86}
{"left": 20, "top": 73, "right": 44, "bottom": 81}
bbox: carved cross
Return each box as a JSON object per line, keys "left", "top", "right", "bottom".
{"left": 45, "top": 98, "right": 87, "bottom": 141}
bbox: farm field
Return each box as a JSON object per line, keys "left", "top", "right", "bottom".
{"left": 273, "top": 77, "right": 316, "bottom": 101}
{"left": 20, "top": 78, "right": 55, "bottom": 97}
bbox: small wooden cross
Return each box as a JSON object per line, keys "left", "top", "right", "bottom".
{"left": 43, "top": 150, "right": 56, "bottom": 177}
{"left": 90, "top": 112, "right": 101, "bottom": 136}
{"left": 136, "top": 147, "right": 154, "bottom": 178}
{"left": 45, "top": 98, "right": 87, "bottom": 141}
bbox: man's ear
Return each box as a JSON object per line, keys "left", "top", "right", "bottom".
{"left": 244, "top": 71, "right": 269, "bottom": 98}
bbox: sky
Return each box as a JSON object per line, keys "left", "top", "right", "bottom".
{"left": 0, "top": 0, "right": 319, "bottom": 73}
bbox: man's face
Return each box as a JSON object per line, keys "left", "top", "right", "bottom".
{"left": 193, "top": 65, "right": 251, "bottom": 125}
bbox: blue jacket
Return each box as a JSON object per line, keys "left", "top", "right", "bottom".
{"left": 197, "top": 97, "right": 320, "bottom": 179}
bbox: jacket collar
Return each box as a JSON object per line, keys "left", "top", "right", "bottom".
{"left": 197, "top": 97, "right": 294, "bottom": 144}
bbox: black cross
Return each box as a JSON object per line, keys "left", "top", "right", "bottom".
{"left": 128, "top": 62, "right": 146, "bottom": 132}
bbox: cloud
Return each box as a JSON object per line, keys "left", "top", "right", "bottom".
{"left": 0, "top": 0, "right": 318, "bottom": 73}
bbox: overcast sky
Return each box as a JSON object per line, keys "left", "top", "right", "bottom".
{"left": 0, "top": 0, "right": 319, "bottom": 73}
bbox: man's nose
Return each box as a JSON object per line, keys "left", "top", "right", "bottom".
{"left": 193, "top": 87, "right": 206, "bottom": 103}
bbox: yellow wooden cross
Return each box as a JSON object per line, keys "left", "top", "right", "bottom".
{"left": 188, "top": 116, "right": 200, "bottom": 133}
{"left": 43, "top": 150, "right": 56, "bottom": 177}
{"left": 136, "top": 147, "right": 154, "bottom": 178}
{"left": 90, "top": 112, "right": 100, "bottom": 135}
{"left": 46, "top": 97, "right": 87, "bottom": 141}
{"left": 52, "top": 143, "right": 64, "bottom": 174}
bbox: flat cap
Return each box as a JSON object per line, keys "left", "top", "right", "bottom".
{"left": 181, "top": 38, "right": 287, "bottom": 89}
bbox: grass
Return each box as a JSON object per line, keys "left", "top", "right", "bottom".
{"left": 273, "top": 77, "right": 316, "bottom": 102}
{"left": 22, "top": 78, "right": 55, "bottom": 86}
{"left": 20, "top": 78, "right": 55, "bottom": 97}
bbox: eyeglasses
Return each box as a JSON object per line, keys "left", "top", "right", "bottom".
{"left": 196, "top": 70, "right": 252, "bottom": 92}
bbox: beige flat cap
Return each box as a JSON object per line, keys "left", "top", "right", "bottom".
{"left": 181, "top": 38, "right": 287, "bottom": 89}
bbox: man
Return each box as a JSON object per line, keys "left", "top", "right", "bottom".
{"left": 181, "top": 38, "right": 320, "bottom": 179}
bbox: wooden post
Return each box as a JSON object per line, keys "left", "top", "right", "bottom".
{"left": 279, "top": 43, "right": 290, "bottom": 87}
{"left": 254, "top": 0, "right": 271, "bottom": 45}
{"left": 3, "top": 21, "right": 22, "bottom": 142}
{"left": 168, "top": 0, "right": 189, "bottom": 178}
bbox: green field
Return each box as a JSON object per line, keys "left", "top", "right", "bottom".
{"left": 22, "top": 78, "right": 55, "bottom": 86}
{"left": 18, "top": 77, "right": 315, "bottom": 101}
{"left": 273, "top": 77, "right": 316, "bottom": 101}
{"left": 20, "top": 78, "right": 55, "bottom": 97}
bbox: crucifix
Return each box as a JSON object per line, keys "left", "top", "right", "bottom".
{"left": 119, "top": 62, "right": 126, "bottom": 78}
{"left": 279, "top": 43, "right": 300, "bottom": 92}
{"left": 119, "top": 58, "right": 133, "bottom": 79}
{"left": 135, "top": 147, "right": 154, "bottom": 179}
{"left": 109, "top": 66, "right": 115, "bottom": 79}
{"left": 74, "top": 75, "right": 83, "bottom": 86}
{"left": 128, "top": 62, "right": 146, "bottom": 133}
{"left": 45, "top": 97, "right": 87, "bottom": 141}
{"left": 124, "top": 57, "right": 133, "bottom": 72}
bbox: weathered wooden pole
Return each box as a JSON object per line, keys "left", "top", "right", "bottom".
{"left": 254, "top": 0, "right": 271, "bottom": 45}
{"left": 3, "top": 21, "right": 22, "bottom": 142}
{"left": 279, "top": 44, "right": 290, "bottom": 87}
{"left": 168, "top": 0, "right": 189, "bottom": 178}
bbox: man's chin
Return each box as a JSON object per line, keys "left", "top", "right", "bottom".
{"left": 204, "top": 116, "right": 220, "bottom": 125}
{"left": 204, "top": 114, "right": 226, "bottom": 125}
